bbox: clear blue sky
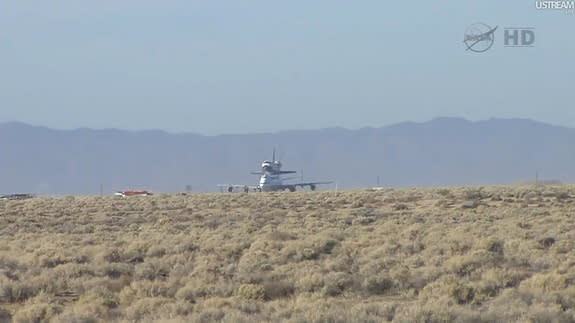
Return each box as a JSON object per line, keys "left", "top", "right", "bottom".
{"left": 1, "top": 1, "right": 573, "bottom": 135}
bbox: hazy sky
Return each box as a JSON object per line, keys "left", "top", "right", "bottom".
{"left": 1, "top": 1, "right": 574, "bottom": 135}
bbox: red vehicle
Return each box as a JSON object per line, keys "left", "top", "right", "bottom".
{"left": 114, "top": 190, "right": 152, "bottom": 197}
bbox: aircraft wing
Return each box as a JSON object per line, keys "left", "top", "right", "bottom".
{"left": 217, "top": 184, "right": 260, "bottom": 192}
{"left": 293, "top": 181, "right": 333, "bottom": 187}
{"left": 285, "top": 181, "right": 333, "bottom": 191}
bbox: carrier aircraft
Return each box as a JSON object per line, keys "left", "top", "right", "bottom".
{"left": 218, "top": 150, "right": 332, "bottom": 192}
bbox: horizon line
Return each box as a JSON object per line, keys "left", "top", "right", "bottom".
{"left": 0, "top": 116, "right": 565, "bottom": 137}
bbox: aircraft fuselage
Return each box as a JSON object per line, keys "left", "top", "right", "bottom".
{"left": 259, "top": 174, "right": 293, "bottom": 192}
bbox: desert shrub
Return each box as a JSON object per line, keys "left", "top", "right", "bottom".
{"left": 51, "top": 312, "right": 98, "bottom": 323}
{"left": 520, "top": 273, "right": 568, "bottom": 292}
{"left": 146, "top": 245, "right": 166, "bottom": 258}
{"left": 322, "top": 272, "right": 353, "bottom": 297}
{"left": 299, "top": 248, "right": 318, "bottom": 261}
{"left": 51, "top": 263, "right": 95, "bottom": 280}
{"left": 435, "top": 199, "right": 454, "bottom": 208}
{"left": 54, "top": 299, "right": 109, "bottom": 323}
{"left": 437, "top": 188, "right": 452, "bottom": 196}
{"left": 129, "top": 280, "right": 174, "bottom": 298}
{"left": 555, "top": 191, "right": 570, "bottom": 200}
{"left": 77, "top": 290, "right": 120, "bottom": 310}
{"left": 479, "top": 287, "right": 536, "bottom": 322}
{"left": 0, "top": 256, "right": 21, "bottom": 273}
{"left": 200, "top": 296, "right": 234, "bottom": 310}
{"left": 12, "top": 293, "right": 62, "bottom": 323}
{"left": 123, "top": 243, "right": 148, "bottom": 263}
{"left": 0, "top": 306, "right": 12, "bottom": 322}
{"left": 296, "top": 272, "right": 324, "bottom": 293}
{"left": 69, "top": 276, "right": 128, "bottom": 298}
{"left": 398, "top": 192, "right": 421, "bottom": 203}
{"left": 13, "top": 303, "right": 60, "bottom": 323}
{"left": 175, "top": 284, "right": 196, "bottom": 303}
{"left": 193, "top": 308, "right": 226, "bottom": 323}
{"left": 236, "top": 284, "right": 266, "bottom": 301}
{"left": 394, "top": 203, "right": 408, "bottom": 211}
{"left": 285, "top": 303, "right": 351, "bottom": 323}
{"left": 525, "top": 303, "right": 575, "bottom": 323}
{"left": 448, "top": 239, "right": 473, "bottom": 256}
{"left": 481, "top": 268, "right": 528, "bottom": 289}
{"left": 130, "top": 300, "right": 195, "bottom": 321}
{"left": 444, "top": 255, "right": 482, "bottom": 277}
{"left": 389, "top": 265, "right": 414, "bottom": 292}
{"left": 123, "top": 297, "right": 173, "bottom": 321}
{"left": 362, "top": 274, "right": 394, "bottom": 295}
{"left": 538, "top": 237, "right": 556, "bottom": 249}
{"left": 477, "top": 238, "right": 504, "bottom": 256}
{"left": 471, "top": 280, "right": 500, "bottom": 304}
{"left": 134, "top": 260, "right": 170, "bottom": 280}
{"left": 552, "top": 286, "right": 575, "bottom": 311}
{"left": 421, "top": 275, "right": 475, "bottom": 305}
{"left": 37, "top": 254, "right": 74, "bottom": 268}
{"left": 263, "top": 280, "right": 295, "bottom": 300}
{"left": 0, "top": 281, "right": 38, "bottom": 303}
{"left": 392, "top": 298, "right": 458, "bottom": 323}
{"left": 101, "top": 263, "right": 133, "bottom": 278}
{"left": 450, "top": 284, "right": 475, "bottom": 305}
{"left": 316, "top": 238, "right": 339, "bottom": 254}
{"left": 351, "top": 302, "right": 397, "bottom": 322}
{"left": 101, "top": 248, "right": 122, "bottom": 263}
{"left": 353, "top": 216, "right": 375, "bottom": 225}
{"left": 281, "top": 236, "right": 339, "bottom": 262}
{"left": 235, "top": 300, "right": 261, "bottom": 315}
{"left": 551, "top": 240, "right": 575, "bottom": 254}
{"left": 351, "top": 199, "right": 365, "bottom": 208}
{"left": 464, "top": 188, "right": 484, "bottom": 200}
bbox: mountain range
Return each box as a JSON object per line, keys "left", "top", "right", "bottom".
{"left": 1, "top": 117, "right": 573, "bottom": 195}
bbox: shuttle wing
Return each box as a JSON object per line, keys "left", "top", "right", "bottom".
{"left": 250, "top": 170, "right": 296, "bottom": 175}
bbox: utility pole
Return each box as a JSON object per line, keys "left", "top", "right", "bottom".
{"left": 99, "top": 184, "right": 103, "bottom": 197}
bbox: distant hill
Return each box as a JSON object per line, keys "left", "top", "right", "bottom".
{"left": 1, "top": 118, "right": 573, "bottom": 195}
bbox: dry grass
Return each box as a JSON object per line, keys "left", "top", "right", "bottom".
{"left": 1, "top": 185, "right": 575, "bottom": 322}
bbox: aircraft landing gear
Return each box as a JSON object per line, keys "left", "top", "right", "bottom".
{"left": 228, "top": 186, "right": 233, "bottom": 193}
{"left": 310, "top": 184, "right": 316, "bottom": 191}
{"left": 288, "top": 186, "right": 296, "bottom": 192}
